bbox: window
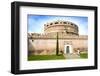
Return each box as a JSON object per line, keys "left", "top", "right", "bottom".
{"left": 63, "top": 22, "right": 67, "bottom": 24}
{"left": 50, "top": 23, "right": 53, "bottom": 25}
{"left": 55, "top": 22, "right": 58, "bottom": 24}
{"left": 71, "top": 23, "right": 73, "bottom": 25}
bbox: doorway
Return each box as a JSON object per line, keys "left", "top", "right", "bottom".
{"left": 64, "top": 45, "right": 73, "bottom": 54}
{"left": 66, "top": 46, "right": 70, "bottom": 53}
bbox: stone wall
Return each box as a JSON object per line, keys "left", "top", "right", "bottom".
{"left": 28, "top": 38, "right": 88, "bottom": 55}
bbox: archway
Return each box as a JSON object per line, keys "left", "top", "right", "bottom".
{"left": 64, "top": 44, "right": 73, "bottom": 54}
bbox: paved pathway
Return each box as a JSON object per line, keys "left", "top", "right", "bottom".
{"left": 63, "top": 53, "right": 80, "bottom": 59}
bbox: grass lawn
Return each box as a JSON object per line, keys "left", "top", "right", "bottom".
{"left": 28, "top": 55, "right": 65, "bottom": 61}
{"left": 80, "top": 53, "right": 88, "bottom": 58}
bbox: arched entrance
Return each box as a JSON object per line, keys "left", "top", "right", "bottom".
{"left": 64, "top": 44, "right": 73, "bottom": 54}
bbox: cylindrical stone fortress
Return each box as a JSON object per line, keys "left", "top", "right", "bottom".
{"left": 44, "top": 20, "right": 79, "bottom": 35}
{"left": 28, "top": 20, "right": 87, "bottom": 55}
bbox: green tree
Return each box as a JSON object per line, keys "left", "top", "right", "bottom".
{"left": 56, "top": 32, "right": 59, "bottom": 55}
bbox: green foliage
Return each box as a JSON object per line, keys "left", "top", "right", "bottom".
{"left": 80, "top": 53, "right": 88, "bottom": 58}
{"left": 28, "top": 55, "right": 65, "bottom": 61}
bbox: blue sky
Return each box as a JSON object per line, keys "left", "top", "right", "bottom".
{"left": 28, "top": 15, "right": 88, "bottom": 35}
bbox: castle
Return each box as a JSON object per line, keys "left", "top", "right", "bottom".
{"left": 28, "top": 20, "right": 88, "bottom": 55}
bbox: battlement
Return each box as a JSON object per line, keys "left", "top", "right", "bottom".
{"left": 28, "top": 32, "right": 87, "bottom": 40}
{"left": 44, "top": 20, "right": 78, "bottom": 28}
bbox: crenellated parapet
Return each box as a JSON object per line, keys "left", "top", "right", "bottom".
{"left": 28, "top": 32, "right": 87, "bottom": 40}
